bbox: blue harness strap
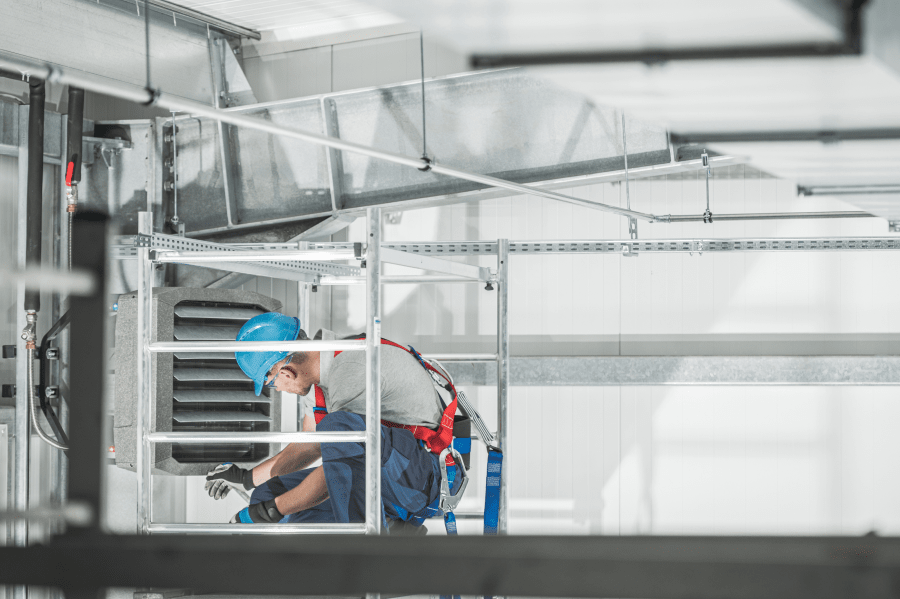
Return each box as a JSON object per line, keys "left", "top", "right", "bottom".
{"left": 483, "top": 448, "right": 503, "bottom": 535}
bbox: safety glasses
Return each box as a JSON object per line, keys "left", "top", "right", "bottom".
{"left": 265, "top": 354, "right": 293, "bottom": 388}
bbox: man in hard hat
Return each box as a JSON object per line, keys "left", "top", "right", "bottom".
{"left": 205, "top": 312, "right": 452, "bottom": 530}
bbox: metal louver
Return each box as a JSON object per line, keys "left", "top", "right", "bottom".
{"left": 170, "top": 300, "right": 271, "bottom": 465}
{"left": 114, "top": 287, "right": 282, "bottom": 476}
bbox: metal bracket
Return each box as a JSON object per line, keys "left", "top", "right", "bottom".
{"left": 44, "top": 348, "right": 59, "bottom": 360}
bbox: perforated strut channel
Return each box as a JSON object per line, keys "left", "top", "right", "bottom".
{"left": 382, "top": 237, "right": 900, "bottom": 254}
{"left": 112, "top": 236, "right": 900, "bottom": 266}
{"left": 125, "top": 233, "right": 361, "bottom": 280}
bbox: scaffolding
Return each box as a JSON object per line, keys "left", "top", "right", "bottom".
{"left": 130, "top": 208, "right": 511, "bottom": 535}
{"left": 7, "top": 36, "right": 900, "bottom": 599}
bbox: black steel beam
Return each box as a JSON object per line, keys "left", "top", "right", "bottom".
{"left": 66, "top": 210, "right": 109, "bottom": 529}
{"left": 470, "top": 1, "right": 868, "bottom": 69}
{"left": 671, "top": 128, "right": 900, "bottom": 145}
{"left": 471, "top": 42, "right": 851, "bottom": 68}
{"left": 1, "top": 534, "right": 898, "bottom": 598}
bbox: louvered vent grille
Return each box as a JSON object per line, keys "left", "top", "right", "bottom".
{"left": 171, "top": 301, "right": 270, "bottom": 464}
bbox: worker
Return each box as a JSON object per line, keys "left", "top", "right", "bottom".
{"left": 205, "top": 312, "right": 458, "bottom": 531}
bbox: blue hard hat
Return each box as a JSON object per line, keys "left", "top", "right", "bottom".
{"left": 235, "top": 312, "right": 302, "bottom": 396}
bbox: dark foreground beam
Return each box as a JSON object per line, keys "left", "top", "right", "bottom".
{"left": 0, "top": 534, "right": 897, "bottom": 598}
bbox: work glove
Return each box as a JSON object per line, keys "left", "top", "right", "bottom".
{"left": 230, "top": 499, "right": 283, "bottom": 524}
{"left": 205, "top": 463, "right": 255, "bottom": 500}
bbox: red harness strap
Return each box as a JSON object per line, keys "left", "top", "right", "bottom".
{"left": 313, "top": 337, "right": 458, "bottom": 456}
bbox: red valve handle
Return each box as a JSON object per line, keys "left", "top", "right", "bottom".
{"left": 65, "top": 162, "right": 74, "bottom": 186}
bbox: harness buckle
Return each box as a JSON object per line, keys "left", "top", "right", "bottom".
{"left": 438, "top": 446, "right": 469, "bottom": 513}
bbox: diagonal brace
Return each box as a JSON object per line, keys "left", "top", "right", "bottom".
{"left": 380, "top": 247, "right": 492, "bottom": 281}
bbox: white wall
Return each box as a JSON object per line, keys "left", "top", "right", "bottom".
{"left": 326, "top": 169, "right": 900, "bottom": 536}
{"left": 183, "top": 34, "right": 900, "bottom": 537}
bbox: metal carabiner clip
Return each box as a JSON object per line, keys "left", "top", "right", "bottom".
{"left": 438, "top": 446, "right": 469, "bottom": 513}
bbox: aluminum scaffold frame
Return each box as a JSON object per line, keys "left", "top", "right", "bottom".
{"left": 131, "top": 208, "right": 512, "bottom": 536}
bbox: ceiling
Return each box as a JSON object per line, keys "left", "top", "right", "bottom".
{"left": 164, "top": 0, "right": 900, "bottom": 220}
{"left": 171, "top": 0, "right": 401, "bottom": 32}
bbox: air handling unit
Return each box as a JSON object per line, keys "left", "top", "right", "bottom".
{"left": 114, "top": 287, "right": 282, "bottom": 476}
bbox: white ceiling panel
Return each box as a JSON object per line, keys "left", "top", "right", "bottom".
{"left": 361, "top": 0, "right": 843, "bottom": 54}
{"left": 170, "top": 0, "right": 404, "bottom": 33}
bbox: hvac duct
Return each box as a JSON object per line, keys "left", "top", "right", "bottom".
{"left": 114, "top": 288, "right": 282, "bottom": 475}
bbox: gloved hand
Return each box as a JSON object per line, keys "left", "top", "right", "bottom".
{"left": 205, "top": 463, "right": 255, "bottom": 500}
{"left": 230, "top": 499, "right": 283, "bottom": 524}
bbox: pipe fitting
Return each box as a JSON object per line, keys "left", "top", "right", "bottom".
{"left": 21, "top": 311, "right": 37, "bottom": 349}
{"left": 66, "top": 183, "right": 78, "bottom": 211}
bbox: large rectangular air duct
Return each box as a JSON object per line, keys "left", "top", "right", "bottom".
{"left": 114, "top": 288, "right": 282, "bottom": 476}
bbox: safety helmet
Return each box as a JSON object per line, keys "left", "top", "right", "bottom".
{"left": 235, "top": 312, "right": 302, "bottom": 396}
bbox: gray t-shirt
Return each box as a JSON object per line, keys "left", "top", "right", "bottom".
{"left": 302, "top": 328, "right": 442, "bottom": 428}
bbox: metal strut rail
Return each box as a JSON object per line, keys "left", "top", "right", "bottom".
{"left": 133, "top": 210, "right": 512, "bottom": 536}
{"left": 381, "top": 237, "right": 900, "bottom": 255}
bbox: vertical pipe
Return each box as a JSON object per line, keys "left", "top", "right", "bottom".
{"left": 135, "top": 212, "right": 153, "bottom": 533}
{"left": 107, "top": 150, "right": 117, "bottom": 215}
{"left": 364, "top": 208, "right": 382, "bottom": 538}
{"left": 65, "top": 88, "right": 84, "bottom": 185}
{"left": 14, "top": 105, "right": 30, "bottom": 599}
{"left": 49, "top": 122, "right": 67, "bottom": 545}
{"left": 24, "top": 79, "right": 44, "bottom": 313}
{"left": 622, "top": 113, "right": 637, "bottom": 240}
{"left": 497, "top": 238, "right": 510, "bottom": 535}
{"left": 207, "top": 33, "right": 236, "bottom": 228}
{"left": 67, "top": 211, "right": 110, "bottom": 531}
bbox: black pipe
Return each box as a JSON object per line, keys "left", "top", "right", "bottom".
{"left": 66, "top": 87, "right": 84, "bottom": 185}
{"left": 24, "top": 78, "right": 45, "bottom": 313}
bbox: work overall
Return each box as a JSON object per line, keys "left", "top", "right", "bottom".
{"left": 247, "top": 413, "right": 450, "bottom": 527}
{"left": 250, "top": 337, "right": 460, "bottom": 529}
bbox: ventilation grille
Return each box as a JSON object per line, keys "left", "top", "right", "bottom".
{"left": 171, "top": 301, "right": 270, "bottom": 463}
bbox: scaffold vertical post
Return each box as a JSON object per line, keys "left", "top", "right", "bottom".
{"left": 13, "top": 103, "right": 30, "bottom": 599}
{"left": 497, "top": 238, "right": 510, "bottom": 535}
{"left": 365, "top": 208, "right": 382, "bottom": 538}
{"left": 135, "top": 212, "right": 153, "bottom": 533}
{"left": 298, "top": 266, "right": 312, "bottom": 431}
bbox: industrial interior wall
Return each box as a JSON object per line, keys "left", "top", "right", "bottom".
{"left": 356, "top": 167, "right": 900, "bottom": 535}
{"left": 180, "top": 166, "right": 900, "bottom": 535}
{"left": 0, "top": 156, "right": 17, "bottom": 407}
{"left": 179, "top": 34, "right": 900, "bottom": 533}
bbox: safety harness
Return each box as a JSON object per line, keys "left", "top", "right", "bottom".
{"left": 313, "top": 336, "right": 457, "bottom": 457}
{"left": 312, "top": 334, "right": 503, "bottom": 565}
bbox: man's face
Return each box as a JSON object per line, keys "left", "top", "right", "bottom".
{"left": 265, "top": 353, "right": 316, "bottom": 395}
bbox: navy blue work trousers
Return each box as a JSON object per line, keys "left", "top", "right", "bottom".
{"left": 250, "top": 411, "right": 441, "bottom": 524}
